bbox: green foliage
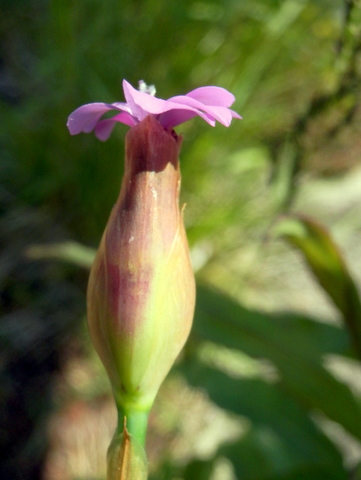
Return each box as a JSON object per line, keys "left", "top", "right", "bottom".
{"left": 184, "top": 364, "right": 347, "bottom": 479}
{"left": 184, "top": 284, "right": 359, "bottom": 478}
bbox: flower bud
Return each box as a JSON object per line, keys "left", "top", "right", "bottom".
{"left": 87, "top": 115, "right": 196, "bottom": 415}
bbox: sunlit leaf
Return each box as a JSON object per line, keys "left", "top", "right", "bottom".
{"left": 182, "top": 361, "right": 346, "bottom": 479}
{"left": 193, "top": 285, "right": 361, "bottom": 441}
{"left": 221, "top": 430, "right": 347, "bottom": 480}
{"left": 26, "top": 241, "right": 96, "bottom": 269}
{"left": 275, "top": 215, "right": 361, "bottom": 358}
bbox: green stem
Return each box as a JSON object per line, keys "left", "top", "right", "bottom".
{"left": 117, "top": 406, "right": 149, "bottom": 447}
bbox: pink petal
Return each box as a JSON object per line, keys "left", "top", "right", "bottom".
{"left": 67, "top": 103, "right": 115, "bottom": 135}
{"left": 123, "top": 79, "right": 171, "bottom": 116}
{"left": 67, "top": 102, "right": 133, "bottom": 135}
{"left": 230, "top": 109, "right": 242, "bottom": 120}
{"left": 166, "top": 95, "right": 234, "bottom": 126}
{"left": 185, "top": 86, "right": 236, "bottom": 107}
{"left": 122, "top": 80, "right": 149, "bottom": 121}
{"left": 94, "top": 113, "right": 137, "bottom": 141}
{"left": 158, "top": 110, "right": 216, "bottom": 129}
{"left": 122, "top": 80, "right": 215, "bottom": 125}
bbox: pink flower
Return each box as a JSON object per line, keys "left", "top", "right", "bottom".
{"left": 67, "top": 79, "right": 241, "bottom": 141}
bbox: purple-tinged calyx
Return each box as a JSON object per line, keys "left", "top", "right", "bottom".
{"left": 87, "top": 116, "right": 196, "bottom": 411}
{"left": 67, "top": 79, "right": 241, "bottom": 141}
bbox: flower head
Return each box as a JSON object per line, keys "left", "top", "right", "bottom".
{"left": 67, "top": 79, "right": 241, "bottom": 141}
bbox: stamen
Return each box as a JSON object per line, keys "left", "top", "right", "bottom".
{"left": 138, "top": 80, "right": 156, "bottom": 96}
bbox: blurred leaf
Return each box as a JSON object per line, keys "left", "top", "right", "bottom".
{"left": 275, "top": 215, "right": 361, "bottom": 358}
{"left": 183, "top": 362, "right": 346, "bottom": 479}
{"left": 193, "top": 285, "right": 361, "bottom": 441}
{"left": 221, "top": 432, "right": 347, "bottom": 480}
{"left": 234, "top": 0, "right": 308, "bottom": 109}
{"left": 26, "top": 241, "right": 96, "bottom": 269}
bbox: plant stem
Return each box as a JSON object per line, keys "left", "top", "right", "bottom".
{"left": 117, "top": 406, "right": 149, "bottom": 447}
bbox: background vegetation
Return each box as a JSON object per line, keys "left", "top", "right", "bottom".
{"left": 1, "top": 0, "right": 361, "bottom": 479}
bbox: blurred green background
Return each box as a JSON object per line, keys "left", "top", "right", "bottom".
{"left": 1, "top": 0, "right": 361, "bottom": 479}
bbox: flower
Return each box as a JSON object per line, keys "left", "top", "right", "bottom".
{"left": 67, "top": 79, "right": 241, "bottom": 141}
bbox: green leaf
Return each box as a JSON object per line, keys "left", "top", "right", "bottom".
{"left": 275, "top": 215, "right": 361, "bottom": 358}
{"left": 193, "top": 285, "right": 361, "bottom": 441}
{"left": 26, "top": 241, "right": 96, "bottom": 269}
{"left": 221, "top": 431, "right": 347, "bottom": 480}
{"left": 181, "top": 360, "right": 347, "bottom": 479}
